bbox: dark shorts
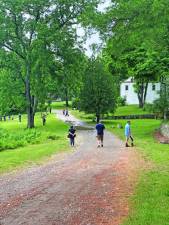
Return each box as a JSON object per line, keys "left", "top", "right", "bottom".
{"left": 97, "top": 134, "right": 104, "bottom": 141}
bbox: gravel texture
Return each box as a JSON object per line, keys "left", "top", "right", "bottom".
{"left": 0, "top": 111, "right": 143, "bottom": 225}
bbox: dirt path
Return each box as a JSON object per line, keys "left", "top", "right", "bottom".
{"left": 0, "top": 111, "right": 143, "bottom": 225}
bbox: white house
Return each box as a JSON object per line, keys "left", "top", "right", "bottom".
{"left": 120, "top": 77, "right": 160, "bottom": 105}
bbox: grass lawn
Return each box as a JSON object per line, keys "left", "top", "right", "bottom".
{"left": 107, "top": 120, "right": 169, "bottom": 225}
{"left": 114, "top": 105, "right": 151, "bottom": 116}
{"left": 70, "top": 107, "right": 169, "bottom": 225}
{"left": 70, "top": 104, "right": 152, "bottom": 121}
{"left": 0, "top": 112, "right": 70, "bottom": 174}
{"left": 52, "top": 101, "right": 72, "bottom": 110}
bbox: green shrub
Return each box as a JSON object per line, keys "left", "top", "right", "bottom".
{"left": 117, "top": 96, "right": 126, "bottom": 106}
{"left": 47, "top": 135, "right": 61, "bottom": 140}
{"left": 143, "top": 103, "right": 153, "bottom": 112}
{"left": 72, "top": 98, "right": 80, "bottom": 109}
{"left": 0, "top": 128, "right": 41, "bottom": 150}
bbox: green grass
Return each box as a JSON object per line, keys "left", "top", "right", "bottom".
{"left": 71, "top": 107, "right": 169, "bottom": 225}
{"left": 114, "top": 105, "right": 151, "bottom": 116}
{"left": 107, "top": 120, "right": 169, "bottom": 225}
{"left": 70, "top": 105, "right": 151, "bottom": 121}
{"left": 123, "top": 170, "right": 169, "bottom": 225}
{"left": 71, "top": 110, "right": 94, "bottom": 122}
{"left": 0, "top": 113, "right": 70, "bottom": 173}
{"left": 52, "top": 101, "right": 72, "bottom": 110}
{"left": 106, "top": 119, "right": 169, "bottom": 164}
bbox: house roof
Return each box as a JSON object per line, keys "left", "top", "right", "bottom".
{"left": 122, "top": 77, "right": 160, "bottom": 84}
{"left": 123, "top": 77, "right": 134, "bottom": 83}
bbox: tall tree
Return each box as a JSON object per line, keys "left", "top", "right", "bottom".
{"left": 123, "top": 47, "right": 159, "bottom": 108}
{"left": 93, "top": 0, "right": 169, "bottom": 109}
{"left": 58, "top": 47, "right": 87, "bottom": 107}
{"left": 0, "top": 0, "right": 98, "bottom": 128}
{"left": 80, "top": 59, "right": 117, "bottom": 122}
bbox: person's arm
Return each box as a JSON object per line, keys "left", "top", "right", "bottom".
{"left": 69, "top": 129, "right": 74, "bottom": 136}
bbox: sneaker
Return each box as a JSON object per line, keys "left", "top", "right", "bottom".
{"left": 101, "top": 144, "right": 103, "bottom": 147}
{"left": 125, "top": 143, "right": 130, "bottom": 147}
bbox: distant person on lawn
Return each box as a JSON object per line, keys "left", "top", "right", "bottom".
{"left": 96, "top": 121, "right": 105, "bottom": 148}
{"left": 42, "top": 113, "right": 47, "bottom": 126}
{"left": 68, "top": 126, "right": 76, "bottom": 147}
{"left": 125, "top": 121, "right": 134, "bottom": 147}
{"left": 18, "top": 113, "right": 22, "bottom": 122}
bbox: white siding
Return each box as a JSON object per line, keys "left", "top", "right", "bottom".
{"left": 120, "top": 81, "right": 160, "bottom": 105}
{"left": 145, "top": 83, "right": 160, "bottom": 103}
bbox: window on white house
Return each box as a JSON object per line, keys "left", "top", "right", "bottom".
{"left": 125, "top": 85, "right": 129, "bottom": 91}
{"left": 152, "top": 84, "right": 156, "bottom": 91}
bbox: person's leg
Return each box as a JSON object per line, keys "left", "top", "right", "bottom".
{"left": 125, "top": 137, "right": 130, "bottom": 147}
{"left": 72, "top": 138, "right": 75, "bottom": 146}
{"left": 70, "top": 138, "right": 74, "bottom": 146}
{"left": 70, "top": 138, "right": 73, "bottom": 146}
{"left": 101, "top": 135, "right": 104, "bottom": 147}
{"left": 130, "top": 136, "right": 134, "bottom": 146}
{"left": 97, "top": 135, "right": 101, "bottom": 147}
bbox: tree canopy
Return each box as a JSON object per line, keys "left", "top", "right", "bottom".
{"left": 0, "top": 0, "right": 99, "bottom": 127}
{"left": 80, "top": 58, "right": 117, "bottom": 122}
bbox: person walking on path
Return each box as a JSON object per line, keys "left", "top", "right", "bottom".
{"left": 96, "top": 121, "right": 105, "bottom": 148}
{"left": 18, "top": 113, "right": 22, "bottom": 122}
{"left": 68, "top": 125, "right": 76, "bottom": 147}
{"left": 125, "top": 121, "right": 134, "bottom": 147}
{"left": 65, "top": 109, "right": 69, "bottom": 117}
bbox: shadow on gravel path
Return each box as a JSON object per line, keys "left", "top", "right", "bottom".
{"left": 0, "top": 110, "right": 144, "bottom": 225}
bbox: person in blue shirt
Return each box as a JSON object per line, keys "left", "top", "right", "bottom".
{"left": 125, "top": 121, "right": 134, "bottom": 147}
{"left": 96, "top": 121, "right": 105, "bottom": 147}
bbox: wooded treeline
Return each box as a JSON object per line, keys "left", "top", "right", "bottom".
{"left": 0, "top": 0, "right": 169, "bottom": 127}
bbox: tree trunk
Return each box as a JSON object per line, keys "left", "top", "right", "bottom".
{"left": 25, "top": 62, "right": 35, "bottom": 128}
{"left": 65, "top": 88, "right": 69, "bottom": 107}
{"left": 138, "top": 94, "right": 144, "bottom": 108}
{"left": 138, "top": 82, "right": 148, "bottom": 108}
{"left": 143, "top": 82, "right": 149, "bottom": 105}
{"left": 96, "top": 114, "right": 100, "bottom": 123}
{"left": 163, "top": 111, "right": 167, "bottom": 120}
{"left": 27, "top": 106, "right": 35, "bottom": 128}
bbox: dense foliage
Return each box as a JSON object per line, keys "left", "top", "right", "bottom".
{"left": 0, "top": 0, "right": 98, "bottom": 127}
{"left": 95, "top": 0, "right": 169, "bottom": 112}
{"left": 80, "top": 59, "right": 117, "bottom": 122}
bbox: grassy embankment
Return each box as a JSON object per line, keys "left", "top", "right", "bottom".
{"left": 69, "top": 104, "right": 169, "bottom": 225}
{"left": 0, "top": 112, "right": 69, "bottom": 174}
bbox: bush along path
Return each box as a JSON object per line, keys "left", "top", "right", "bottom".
{"left": 0, "top": 111, "right": 145, "bottom": 225}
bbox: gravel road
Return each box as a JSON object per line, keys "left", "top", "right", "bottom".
{"left": 0, "top": 111, "right": 142, "bottom": 225}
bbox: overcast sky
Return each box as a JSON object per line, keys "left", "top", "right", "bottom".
{"left": 79, "top": 0, "right": 112, "bottom": 57}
